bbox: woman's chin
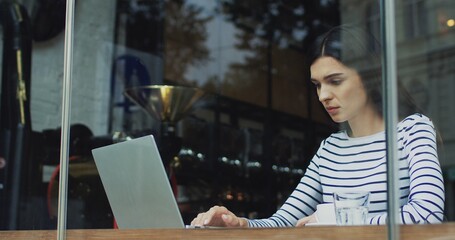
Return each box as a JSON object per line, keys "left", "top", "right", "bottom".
{"left": 330, "top": 116, "right": 344, "bottom": 123}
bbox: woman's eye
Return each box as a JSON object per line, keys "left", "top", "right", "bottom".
{"left": 313, "top": 82, "right": 320, "bottom": 89}
{"left": 330, "top": 79, "right": 342, "bottom": 85}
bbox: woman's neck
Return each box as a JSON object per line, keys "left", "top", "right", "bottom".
{"left": 347, "top": 107, "right": 384, "bottom": 138}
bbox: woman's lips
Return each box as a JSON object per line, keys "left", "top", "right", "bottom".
{"left": 326, "top": 106, "right": 339, "bottom": 115}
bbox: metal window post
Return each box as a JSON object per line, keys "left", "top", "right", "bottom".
{"left": 380, "top": 0, "right": 400, "bottom": 239}
{"left": 57, "top": 0, "right": 75, "bottom": 239}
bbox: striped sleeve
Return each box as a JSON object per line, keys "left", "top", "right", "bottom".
{"left": 247, "top": 141, "right": 324, "bottom": 227}
{"left": 369, "top": 114, "right": 445, "bottom": 224}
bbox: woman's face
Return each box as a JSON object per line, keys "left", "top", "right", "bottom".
{"left": 310, "top": 56, "right": 371, "bottom": 123}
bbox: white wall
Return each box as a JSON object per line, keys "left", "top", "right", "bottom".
{"left": 29, "top": 1, "right": 117, "bottom": 136}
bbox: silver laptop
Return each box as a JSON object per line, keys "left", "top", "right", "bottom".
{"left": 91, "top": 134, "right": 185, "bottom": 229}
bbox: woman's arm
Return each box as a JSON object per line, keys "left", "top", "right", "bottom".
{"left": 247, "top": 145, "right": 325, "bottom": 227}
{"left": 369, "top": 115, "right": 445, "bottom": 224}
{"left": 190, "top": 141, "right": 326, "bottom": 228}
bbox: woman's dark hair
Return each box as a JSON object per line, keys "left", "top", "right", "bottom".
{"left": 307, "top": 25, "right": 423, "bottom": 120}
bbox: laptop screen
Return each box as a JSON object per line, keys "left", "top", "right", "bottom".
{"left": 91, "top": 135, "right": 185, "bottom": 229}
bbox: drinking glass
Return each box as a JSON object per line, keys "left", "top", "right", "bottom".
{"left": 333, "top": 192, "right": 370, "bottom": 225}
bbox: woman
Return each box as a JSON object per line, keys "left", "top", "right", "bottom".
{"left": 190, "top": 26, "right": 445, "bottom": 227}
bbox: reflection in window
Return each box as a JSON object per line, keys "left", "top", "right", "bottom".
{"left": 403, "top": 0, "right": 428, "bottom": 39}
{"left": 366, "top": 1, "right": 380, "bottom": 52}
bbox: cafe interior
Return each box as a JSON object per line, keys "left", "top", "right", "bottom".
{"left": 0, "top": 0, "right": 455, "bottom": 239}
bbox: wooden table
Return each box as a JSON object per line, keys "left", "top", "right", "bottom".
{"left": 1, "top": 223, "right": 455, "bottom": 240}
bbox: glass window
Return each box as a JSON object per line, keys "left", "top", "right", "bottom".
{"left": 0, "top": 0, "right": 65, "bottom": 230}
{"left": 397, "top": 0, "right": 455, "bottom": 222}
{"left": 0, "top": 0, "right": 454, "bottom": 238}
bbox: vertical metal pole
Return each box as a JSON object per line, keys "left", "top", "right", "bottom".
{"left": 57, "top": 0, "right": 75, "bottom": 239}
{"left": 380, "top": 0, "right": 399, "bottom": 239}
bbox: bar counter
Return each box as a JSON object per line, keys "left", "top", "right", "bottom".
{"left": 1, "top": 223, "right": 455, "bottom": 240}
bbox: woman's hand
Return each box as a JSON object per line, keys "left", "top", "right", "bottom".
{"left": 296, "top": 214, "right": 317, "bottom": 227}
{"left": 190, "top": 205, "right": 248, "bottom": 228}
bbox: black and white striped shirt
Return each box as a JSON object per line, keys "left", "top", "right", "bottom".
{"left": 248, "top": 113, "right": 445, "bottom": 227}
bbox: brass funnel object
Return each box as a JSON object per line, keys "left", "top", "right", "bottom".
{"left": 123, "top": 85, "right": 206, "bottom": 124}
{"left": 124, "top": 85, "right": 206, "bottom": 166}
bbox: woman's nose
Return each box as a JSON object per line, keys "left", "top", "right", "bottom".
{"left": 318, "top": 85, "right": 333, "bottom": 102}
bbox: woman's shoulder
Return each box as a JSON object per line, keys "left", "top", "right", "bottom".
{"left": 327, "top": 130, "right": 349, "bottom": 141}
{"left": 399, "top": 113, "right": 433, "bottom": 125}
{"left": 398, "top": 113, "right": 435, "bottom": 132}
{"left": 322, "top": 131, "right": 358, "bottom": 146}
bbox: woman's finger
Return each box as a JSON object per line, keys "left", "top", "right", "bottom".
{"left": 296, "top": 214, "right": 316, "bottom": 227}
